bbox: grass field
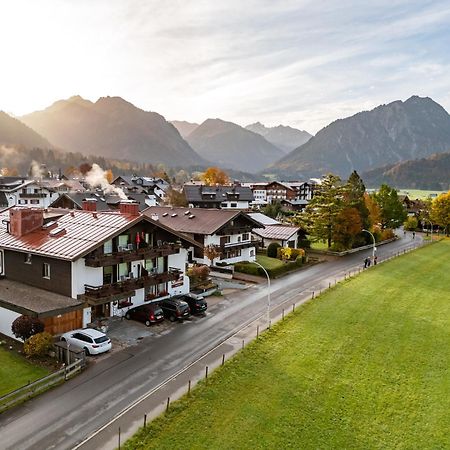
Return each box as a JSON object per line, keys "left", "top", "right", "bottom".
{"left": 125, "top": 241, "right": 450, "bottom": 449}
{"left": 0, "top": 347, "right": 49, "bottom": 397}
{"left": 310, "top": 240, "right": 330, "bottom": 250}
{"left": 398, "top": 188, "right": 447, "bottom": 199}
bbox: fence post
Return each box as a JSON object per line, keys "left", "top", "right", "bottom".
{"left": 188, "top": 380, "right": 191, "bottom": 395}
{"left": 205, "top": 366, "right": 208, "bottom": 380}
{"left": 144, "top": 414, "right": 147, "bottom": 428}
{"left": 282, "top": 309, "right": 285, "bottom": 320}
{"left": 292, "top": 303, "right": 295, "bottom": 312}
{"left": 312, "top": 291, "right": 315, "bottom": 299}
{"left": 166, "top": 397, "right": 170, "bottom": 412}
{"left": 242, "top": 339, "right": 244, "bottom": 349}
{"left": 256, "top": 325, "right": 259, "bottom": 338}
{"left": 118, "top": 427, "right": 121, "bottom": 450}
{"left": 222, "top": 354, "right": 225, "bottom": 366}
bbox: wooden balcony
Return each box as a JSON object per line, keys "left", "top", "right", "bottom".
{"left": 19, "top": 192, "right": 47, "bottom": 198}
{"left": 80, "top": 268, "right": 182, "bottom": 306}
{"left": 220, "top": 240, "right": 258, "bottom": 251}
{"left": 84, "top": 243, "right": 181, "bottom": 267}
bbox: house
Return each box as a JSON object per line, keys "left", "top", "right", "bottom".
{"left": 284, "top": 181, "right": 317, "bottom": 201}
{"left": 280, "top": 199, "right": 309, "bottom": 212}
{"left": 0, "top": 201, "right": 200, "bottom": 339}
{"left": 50, "top": 191, "right": 153, "bottom": 212}
{"left": 112, "top": 175, "right": 169, "bottom": 203}
{"left": 143, "top": 206, "right": 263, "bottom": 266}
{"left": 0, "top": 177, "right": 85, "bottom": 209}
{"left": 252, "top": 224, "right": 302, "bottom": 249}
{"left": 183, "top": 184, "right": 253, "bottom": 209}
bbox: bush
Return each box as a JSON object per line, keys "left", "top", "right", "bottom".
{"left": 187, "top": 265, "right": 210, "bottom": 284}
{"left": 295, "top": 255, "right": 303, "bottom": 266}
{"left": 277, "top": 247, "right": 305, "bottom": 261}
{"left": 24, "top": 332, "right": 53, "bottom": 358}
{"left": 404, "top": 216, "right": 418, "bottom": 231}
{"left": 381, "top": 229, "right": 395, "bottom": 240}
{"left": 267, "top": 242, "right": 281, "bottom": 258}
{"left": 11, "top": 315, "right": 45, "bottom": 341}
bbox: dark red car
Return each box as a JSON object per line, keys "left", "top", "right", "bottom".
{"left": 125, "top": 304, "right": 164, "bottom": 326}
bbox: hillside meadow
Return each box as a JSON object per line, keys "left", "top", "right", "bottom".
{"left": 125, "top": 240, "right": 450, "bottom": 450}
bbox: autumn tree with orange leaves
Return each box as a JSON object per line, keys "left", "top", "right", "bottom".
{"left": 201, "top": 167, "right": 229, "bottom": 186}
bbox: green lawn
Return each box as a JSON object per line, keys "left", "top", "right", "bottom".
{"left": 0, "top": 347, "right": 49, "bottom": 397}
{"left": 255, "top": 254, "right": 284, "bottom": 270}
{"left": 125, "top": 241, "right": 450, "bottom": 450}
{"left": 310, "top": 240, "right": 330, "bottom": 250}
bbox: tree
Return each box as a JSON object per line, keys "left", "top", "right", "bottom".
{"left": 403, "top": 216, "right": 418, "bottom": 231}
{"left": 430, "top": 191, "right": 450, "bottom": 235}
{"left": 372, "top": 184, "right": 407, "bottom": 229}
{"left": 267, "top": 242, "right": 281, "bottom": 258}
{"left": 166, "top": 188, "right": 187, "bottom": 207}
{"left": 201, "top": 167, "right": 229, "bottom": 186}
{"left": 332, "top": 207, "right": 363, "bottom": 249}
{"left": 79, "top": 163, "right": 92, "bottom": 175}
{"left": 345, "top": 171, "right": 370, "bottom": 230}
{"left": 204, "top": 245, "right": 222, "bottom": 265}
{"left": 262, "top": 201, "right": 282, "bottom": 219}
{"left": 105, "top": 169, "right": 114, "bottom": 183}
{"left": 364, "top": 193, "right": 381, "bottom": 231}
{"left": 11, "top": 315, "right": 45, "bottom": 341}
{"left": 298, "top": 174, "right": 345, "bottom": 248}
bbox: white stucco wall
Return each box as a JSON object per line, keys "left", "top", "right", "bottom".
{"left": 71, "top": 259, "right": 103, "bottom": 298}
{"left": 0, "top": 307, "right": 21, "bottom": 340}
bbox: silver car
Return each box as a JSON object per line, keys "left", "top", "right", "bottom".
{"left": 61, "top": 328, "right": 112, "bottom": 355}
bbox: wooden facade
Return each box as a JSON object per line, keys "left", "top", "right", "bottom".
{"left": 42, "top": 310, "right": 83, "bottom": 335}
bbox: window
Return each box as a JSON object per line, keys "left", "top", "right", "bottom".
{"left": 104, "top": 239, "right": 113, "bottom": 255}
{"left": 230, "top": 202, "right": 237, "bottom": 208}
{"left": 0, "top": 250, "right": 3, "bottom": 275}
{"left": 250, "top": 249, "right": 255, "bottom": 257}
{"left": 24, "top": 253, "right": 32, "bottom": 264}
{"left": 43, "top": 263, "right": 50, "bottom": 279}
{"left": 242, "top": 233, "right": 249, "bottom": 241}
{"left": 103, "top": 266, "right": 113, "bottom": 284}
{"left": 34, "top": 188, "right": 39, "bottom": 194}
{"left": 118, "top": 234, "right": 129, "bottom": 250}
{"left": 30, "top": 199, "right": 40, "bottom": 205}
{"left": 118, "top": 262, "right": 129, "bottom": 280}
{"left": 18, "top": 199, "right": 28, "bottom": 205}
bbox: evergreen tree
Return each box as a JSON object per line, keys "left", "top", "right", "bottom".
{"left": 372, "top": 184, "right": 407, "bottom": 229}
{"left": 298, "top": 174, "right": 345, "bottom": 248}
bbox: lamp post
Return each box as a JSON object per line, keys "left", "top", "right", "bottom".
{"left": 422, "top": 218, "right": 433, "bottom": 242}
{"left": 362, "top": 229, "right": 376, "bottom": 262}
{"left": 253, "top": 260, "right": 271, "bottom": 327}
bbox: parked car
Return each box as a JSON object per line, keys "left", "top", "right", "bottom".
{"left": 125, "top": 303, "right": 164, "bottom": 326}
{"left": 176, "top": 293, "right": 207, "bottom": 315}
{"left": 61, "top": 328, "right": 112, "bottom": 355}
{"left": 159, "top": 297, "right": 191, "bottom": 322}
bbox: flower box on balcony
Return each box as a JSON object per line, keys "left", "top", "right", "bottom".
{"left": 145, "top": 293, "right": 157, "bottom": 301}
{"left": 117, "top": 300, "right": 133, "bottom": 309}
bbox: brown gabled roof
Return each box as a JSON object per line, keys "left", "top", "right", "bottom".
{"left": 143, "top": 206, "right": 263, "bottom": 235}
{"left": 0, "top": 208, "right": 201, "bottom": 261}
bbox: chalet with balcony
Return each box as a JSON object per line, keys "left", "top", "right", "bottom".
{"left": 183, "top": 184, "right": 253, "bottom": 209}
{"left": 143, "top": 206, "right": 263, "bottom": 266}
{"left": 0, "top": 201, "right": 200, "bottom": 339}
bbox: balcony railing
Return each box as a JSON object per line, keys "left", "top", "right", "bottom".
{"left": 80, "top": 268, "right": 182, "bottom": 305}
{"left": 220, "top": 240, "right": 258, "bottom": 251}
{"left": 19, "top": 193, "right": 47, "bottom": 198}
{"left": 84, "top": 243, "right": 181, "bottom": 267}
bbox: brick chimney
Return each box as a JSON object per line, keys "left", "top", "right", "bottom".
{"left": 82, "top": 199, "right": 97, "bottom": 211}
{"left": 9, "top": 208, "right": 44, "bottom": 237}
{"left": 119, "top": 200, "right": 139, "bottom": 216}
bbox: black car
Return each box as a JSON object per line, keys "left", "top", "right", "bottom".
{"left": 125, "top": 303, "right": 164, "bottom": 326}
{"left": 159, "top": 297, "right": 191, "bottom": 322}
{"left": 176, "top": 293, "right": 207, "bottom": 315}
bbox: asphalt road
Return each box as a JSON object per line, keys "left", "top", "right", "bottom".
{"left": 0, "top": 232, "right": 423, "bottom": 450}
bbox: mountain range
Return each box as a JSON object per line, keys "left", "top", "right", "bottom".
{"left": 185, "top": 118, "right": 285, "bottom": 173}
{"left": 245, "top": 122, "right": 312, "bottom": 153}
{"left": 362, "top": 152, "right": 450, "bottom": 190}
{"left": 272, "top": 96, "right": 450, "bottom": 179}
{"left": 20, "top": 96, "right": 204, "bottom": 167}
{"left": 170, "top": 120, "right": 199, "bottom": 138}
{"left": 0, "top": 111, "right": 52, "bottom": 150}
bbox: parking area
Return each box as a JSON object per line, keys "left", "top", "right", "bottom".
{"left": 86, "top": 281, "right": 255, "bottom": 363}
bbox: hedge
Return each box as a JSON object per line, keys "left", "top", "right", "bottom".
{"left": 235, "top": 260, "right": 303, "bottom": 278}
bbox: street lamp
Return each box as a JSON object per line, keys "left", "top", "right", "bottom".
{"left": 362, "top": 229, "right": 376, "bottom": 262}
{"left": 422, "top": 218, "right": 433, "bottom": 242}
{"left": 252, "top": 260, "right": 271, "bottom": 327}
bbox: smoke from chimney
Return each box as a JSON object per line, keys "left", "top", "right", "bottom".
{"left": 29, "top": 160, "right": 45, "bottom": 180}
{"left": 85, "top": 164, "right": 127, "bottom": 200}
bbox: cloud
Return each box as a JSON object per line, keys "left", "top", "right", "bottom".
{"left": 1, "top": 0, "right": 450, "bottom": 133}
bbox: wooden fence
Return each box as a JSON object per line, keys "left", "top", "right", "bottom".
{"left": 0, "top": 359, "right": 83, "bottom": 413}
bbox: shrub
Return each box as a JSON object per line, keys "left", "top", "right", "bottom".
{"left": 381, "top": 229, "right": 395, "bottom": 240}
{"left": 24, "top": 332, "right": 53, "bottom": 358}
{"left": 277, "top": 247, "right": 305, "bottom": 261}
{"left": 404, "top": 216, "right": 418, "bottom": 231}
{"left": 267, "top": 242, "right": 281, "bottom": 258}
{"left": 187, "top": 265, "right": 210, "bottom": 283}
{"left": 295, "top": 255, "right": 303, "bottom": 266}
{"left": 11, "top": 315, "right": 45, "bottom": 341}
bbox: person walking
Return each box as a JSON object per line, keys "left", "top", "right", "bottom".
{"left": 412, "top": 231, "right": 415, "bottom": 239}
{"left": 364, "top": 257, "right": 368, "bottom": 268}
{"left": 367, "top": 256, "right": 371, "bottom": 267}
{"left": 374, "top": 255, "right": 378, "bottom": 265}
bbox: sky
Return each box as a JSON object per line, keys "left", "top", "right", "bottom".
{"left": 1, "top": 0, "right": 450, "bottom": 133}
